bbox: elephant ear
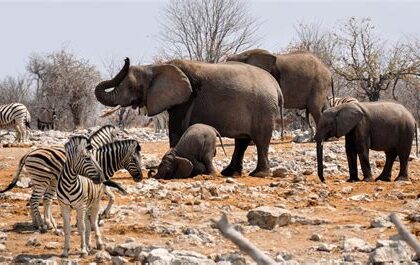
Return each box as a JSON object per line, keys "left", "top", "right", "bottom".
{"left": 246, "top": 53, "right": 277, "bottom": 72}
{"left": 335, "top": 103, "right": 363, "bottom": 137}
{"left": 173, "top": 156, "right": 193, "bottom": 179}
{"left": 147, "top": 65, "right": 192, "bottom": 116}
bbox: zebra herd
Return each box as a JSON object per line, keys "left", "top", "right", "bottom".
{"left": 0, "top": 125, "right": 142, "bottom": 257}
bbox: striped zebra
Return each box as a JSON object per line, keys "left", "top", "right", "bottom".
{"left": 0, "top": 139, "right": 142, "bottom": 234}
{"left": 89, "top": 124, "right": 115, "bottom": 149}
{"left": 328, "top": 96, "right": 358, "bottom": 108}
{"left": 57, "top": 135, "right": 106, "bottom": 257}
{"left": 0, "top": 103, "right": 31, "bottom": 143}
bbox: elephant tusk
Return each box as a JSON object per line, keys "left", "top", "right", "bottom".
{"left": 100, "top": 105, "right": 122, "bottom": 118}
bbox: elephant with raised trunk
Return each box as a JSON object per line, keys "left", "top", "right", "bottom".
{"left": 315, "top": 101, "right": 417, "bottom": 182}
{"left": 226, "top": 49, "right": 334, "bottom": 132}
{"left": 95, "top": 58, "right": 283, "bottom": 177}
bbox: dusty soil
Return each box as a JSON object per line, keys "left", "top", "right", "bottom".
{"left": 0, "top": 138, "right": 419, "bottom": 263}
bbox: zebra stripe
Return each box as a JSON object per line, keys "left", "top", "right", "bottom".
{"left": 0, "top": 139, "right": 141, "bottom": 233}
{"left": 328, "top": 97, "right": 358, "bottom": 108}
{"left": 57, "top": 135, "right": 105, "bottom": 257}
{"left": 0, "top": 103, "right": 31, "bottom": 142}
{"left": 89, "top": 124, "right": 115, "bottom": 149}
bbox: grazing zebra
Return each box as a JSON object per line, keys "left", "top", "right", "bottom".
{"left": 0, "top": 139, "right": 141, "bottom": 234}
{"left": 328, "top": 96, "right": 358, "bottom": 107}
{"left": 57, "top": 135, "right": 106, "bottom": 257}
{"left": 0, "top": 103, "right": 31, "bottom": 143}
{"left": 89, "top": 124, "right": 115, "bottom": 149}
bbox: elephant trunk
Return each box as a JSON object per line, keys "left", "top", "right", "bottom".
{"left": 95, "top": 57, "right": 130, "bottom": 107}
{"left": 316, "top": 141, "right": 325, "bottom": 182}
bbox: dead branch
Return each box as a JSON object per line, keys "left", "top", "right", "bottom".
{"left": 389, "top": 213, "right": 420, "bottom": 256}
{"left": 211, "top": 213, "right": 276, "bottom": 265}
{"left": 100, "top": 105, "right": 122, "bottom": 118}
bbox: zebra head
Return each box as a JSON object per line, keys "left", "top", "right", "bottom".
{"left": 121, "top": 140, "right": 143, "bottom": 182}
{"left": 65, "top": 135, "right": 105, "bottom": 184}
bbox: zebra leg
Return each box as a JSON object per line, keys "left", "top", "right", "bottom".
{"left": 30, "top": 191, "right": 45, "bottom": 232}
{"left": 85, "top": 213, "right": 92, "bottom": 252}
{"left": 60, "top": 205, "right": 71, "bottom": 258}
{"left": 100, "top": 186, "right": 114, "bottom": 219}
{"left": 90, "top": 201, "right": 104, "bottom": 251}
{"left": 76, "top": 208, "right": 88, "bottom": 257}
{"left": 15, "top": 124, "right": 22, "bottom": 143}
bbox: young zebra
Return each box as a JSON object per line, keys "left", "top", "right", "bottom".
{"left": 0, "top": 139, "right": 142, "bottom": 234}
{"left": 328, "top": 96, "right": 358, "bottom": 107}
{"left": 57, "top": 135, "right": 106, "bottom": 257}
{"left": 0, "top": 103, "right": 31, "bottom": 143}
{"left": 89, "top": 124, "right": 115, "bottom": 149}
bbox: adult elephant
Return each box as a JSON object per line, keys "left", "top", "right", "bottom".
{"left": 95, "top": 58, "right": 283, "bottom": 177}
{"left": 226, "top": 49, "right": 334, "bottom": 129}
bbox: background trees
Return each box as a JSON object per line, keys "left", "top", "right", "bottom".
{"left": 159, "top": 0, "right": 259, "bottom": 62}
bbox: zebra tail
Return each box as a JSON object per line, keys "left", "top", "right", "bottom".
{"left": 103, "top": 180, "right": 128, "bottom": 195}
{"left": 0, "top": 153, "right": 28, "bottom": 193}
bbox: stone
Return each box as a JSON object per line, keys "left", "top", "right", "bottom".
{"left": 113, "top": 242, "right": 143, "bottom": 257}
{"left": 0, "top": 232, "right": 7, "bottom": 242}
{"left": 171, "top": 250, "right": 216, "bottom": 264}
{"left": 371, "top": 216, "right": 393, "bottom": 228}
{"left": 349, "top": 194, "right": 371, "bottom": 202}
{"left": 44, "top": 241, "right": 60, "bottom": 250}
{"left": 272, "top": 167, "right": 288, "bottom": 178}
{"left": 147, "top": 248, "right": 174, "bottom": 264}
{"left": 342, "top": 237, "right": 368, "bottom": 252}
{"left": 317, "top": 243, "right": 337, "bottom": 252}
{"left": 0, "top": 255, "right": 13, "bottom": 262}
{"left": 324, "top": 152, "right": 337, "bottom": 162}
{"left": 369, "top": 240, "right": 412, "bottom": 263}
{"left": 0, "top": 243, "right": 6, "bottom": 252}
{"left": 26, "top": 236, "right": 41, "bottom": 247}
{"left": 96, "top": 251, "right": 112, "bottom": 263}
{"left": 111, "top": 256, "right": 128, "bottom": 265}
{"left": 247, "top": 206, "right": 291, "bottom": 230}
{"left": 214, "top": 252, "right": 247, "bottom": 265}
{"left": 341, "top": 186, "right": 353, "bottom": 194}
{"left": 310, "top": 234, "right": 322, "bottom": 242}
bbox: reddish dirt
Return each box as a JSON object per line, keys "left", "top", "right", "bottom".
{"left": 0, "top": 139, "right": 419, "bottom": 263}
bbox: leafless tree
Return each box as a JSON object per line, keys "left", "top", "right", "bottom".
{"left": 27, "top": 49, "right": 100, "bottom": 130}
{"left": 0, "top": 75, "right": 33, "bottom": 105}
{"left": 332, "top": 17, "right": 420, "bottom": 102}
{"left": 159, "top": 0, "right": 259, "bottom": 62}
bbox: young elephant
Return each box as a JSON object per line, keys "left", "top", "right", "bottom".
{"left": 315, "top": 101, "right": 417, "bottom": 182}
{"left": 149, "top": 124, "right": 226, "bottom": 179}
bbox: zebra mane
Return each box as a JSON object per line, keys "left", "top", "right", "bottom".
{"left": 97, "top": 139, "right": 140, "bottom": 151}
{"left": 89, "top": 124, "right": 115, "bottom": 139}
{"left": 65, "top": 135, "right": 91, "bottom": 151}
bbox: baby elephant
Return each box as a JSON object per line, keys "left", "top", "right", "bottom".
{"left": 149, "top": 124, "right": 226, "bottom": 179}
{"left": 315, "top": 101, "right": 417, "bottom": 182}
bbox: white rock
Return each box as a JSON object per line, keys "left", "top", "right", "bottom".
{"left": 44, "top": 241, "right": 60, "bottom": 250}
{"left": 369, "top": 240, "right": 412, "bottom": 263}
{"left": 247, "top": 206, "right": 291, "bottom": 230}
{"left": 349, "top": 194, "right": 371, "bottom": 202}
{"left": 96, "top": 251, "right": 112, "bottom": 262}
{"left": 371, "top": 216, "right": 393, "bottom": 228}
{"left": 342, "top": 237, "right": 368, "bottom": 252}
{"left": 317, "top": 243, "right": 336, "bottom": 252}
{"left": 111, "top": 256, "right": 128, "bottom": 265}
{"left": 171, "top": 250, "right": 216, "bottom": 264}
{"left": 26, "top": 236, "right": 41, "bottom": 247}
{"left": 0, "top": 243, "right": 6, "bottom": 252}
{"left": 310, "top": 234, "right": 322, "bottom": 242}
{"left": 147, "top": 248, "right": 174, "bottom": 264}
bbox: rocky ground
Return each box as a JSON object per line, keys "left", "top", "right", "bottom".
{"left": 0, "top": 127, "right": 419, "bottom": 264}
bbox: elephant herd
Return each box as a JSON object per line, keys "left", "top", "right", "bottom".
{"left": 95, "top": 48, "right": 418, "bottom": 182}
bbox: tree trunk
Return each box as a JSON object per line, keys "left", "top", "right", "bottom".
{"left": 367, "top": 90, "right": 380, "bottom": 102}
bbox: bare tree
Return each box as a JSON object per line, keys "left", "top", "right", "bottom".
{"left": 27, "top": 49, "right": 100, "bottom": 130}
{"left": 0, "top": 75, "right": 33, "bottom": 105}
{"left": 159, "top": 0, "right": 259, "bottom": 62}
{"left": 332, "top": 17, "right": 420, "bottom": 101}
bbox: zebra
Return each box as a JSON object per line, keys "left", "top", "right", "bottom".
{"left": 89, "top": 124, "right": 116, "bottom": 149}
{"left": 0, "top": 103, "right": 31, "bottom": 143}
{"left": 328, "top": 96, "right": 358, "bottom": 108}
{"left": 0, "top": 139, "right": 141, "bottom": 234}
{"left": 57, "top": 135, "right": 106, "bottom": 257}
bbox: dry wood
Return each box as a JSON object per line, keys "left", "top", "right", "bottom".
{"left": 212, "top": 213, "right": 276, "bottom": 265}
{"left": 390, "top": 213, "right": 420, "bottom": 256}
{"left": 100, "top": 105, "right": 122, "bottom": 118}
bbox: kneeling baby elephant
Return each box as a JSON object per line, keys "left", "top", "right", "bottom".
{"left": 149, "top": 124, "right": 226, "bottom": 179}
{"left": 315, "top": 101, "right": 418, "bottom": 182}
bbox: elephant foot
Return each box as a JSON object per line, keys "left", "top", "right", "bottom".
{"left": 362, "top": 176, "right": 374, "bottom": 182}
{"left": 346, "top": 178, "right": 360, "bottom": 183}
{"left": 221, "top": 166, "right": 242, "bottom": 177}
{"left": 249, "top": 169, "right": 272, "bottom": 178}
{"left": 375, "top": 175, "right": 391, "bottom": 182}
{"left": 395, "top": 175, "right": 409, "bottom": 182}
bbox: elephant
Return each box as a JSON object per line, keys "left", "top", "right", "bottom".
{"left": 148, "top": 123, "right": 226, "bottom": 179}
{"left": 315, "top": 101, "right": 418, "bottom": 182}
{"left": 226, "top": 49, "right": 334, "bottom": 134}
{"left": 37, "top": 107, "right": 57, "bottom": 130}
{"left": 95, "top": 58, "right": 283, "bottom": 177}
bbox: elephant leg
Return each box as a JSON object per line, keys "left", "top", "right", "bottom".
{"left": 376, "top": 150, "right": 397, "bottom": 182}
{"left": 356, "top": 140, "right": 373, "bottom": 182}
{"left": 221, "top": 138, "right": 251, "bottom": 177}
{"left": 250, "top": 134, "right": 272, "bottom": 177}
{"left": 202, "top": 156, "right": 218, "bottom": 176}
{"left": 345, "top": 135, "right": 359, "bottom": 182}
{"left": 395, "top": 149, "right": 410, "bottom": 181}
{"left": 191, "top": 160, "right": 207, "bottom": 176}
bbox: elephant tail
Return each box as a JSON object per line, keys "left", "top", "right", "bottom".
{"left": 0, "top": 152, "right": 29, "bottom": 193}
{"left": 331, "top": 76, "right": 335, "bottom": 106}
{"left": 215, "top": 130, "right": 227, "bottom": 157}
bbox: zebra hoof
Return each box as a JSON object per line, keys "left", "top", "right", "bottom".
{"left": 80, "top": 251, "right": 88, "bottom": 258}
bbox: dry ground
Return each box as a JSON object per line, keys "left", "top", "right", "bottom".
{"left": 0, "top": 138, "right": 419, "bottom": 263}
